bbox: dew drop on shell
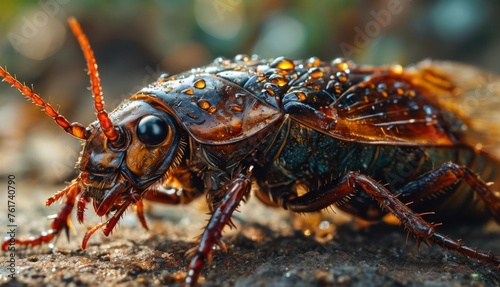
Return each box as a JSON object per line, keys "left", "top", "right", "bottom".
{"left": 194, "top": 79, "right": 206, "bottom": 89}
{"left": 182, "top": 88, "right": 194, "bottom": 95}
{"left": 270, "top": 57, "right": 295, "bottom": 71}
{"left": 308, "top": 67, "right": 324, "bottom": 79}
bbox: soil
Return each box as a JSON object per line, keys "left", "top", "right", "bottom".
{"left": 1, "top": 2, "right": 500, "bottom": 286}
{"left": 0, "top": 181, "right": 499, "bottom": 287}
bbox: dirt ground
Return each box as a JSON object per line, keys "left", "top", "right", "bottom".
{"left": 0, "top": 181, "right": 499, "bottom": 287}
{"left": 1, "top": 2, "right": 500, "bottom": 287}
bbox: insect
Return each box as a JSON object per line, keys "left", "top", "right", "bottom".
{"left": 2, "top": 17, "right": 500, "bottom": 286}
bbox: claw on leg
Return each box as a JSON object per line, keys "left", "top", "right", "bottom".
{"left": 81, "top": 193, "right": 136, "bottom": 249}
{"left": 284, "top": 169, "right": 500, "bottom": 268}
{"left": 82, "top": 222, "right": 106, "bottom": 250}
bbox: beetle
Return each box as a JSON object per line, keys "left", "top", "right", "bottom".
{"left": 1, "top": 17, "right": 500, "bottom": 286}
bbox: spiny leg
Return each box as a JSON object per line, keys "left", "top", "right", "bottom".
{"left": 80, "top": 181, "right": 204, "bottom": 248}
{"left": 283, "top": 171, "right": 500, "bottom": 267}
{"left": 94, "top": 181, "right": 130, "bottom": 217}
{"left": 134, "top": 186, "right": 188, "bottom": 230}
{"left": 184, "top": 174, "right": 251, "bottom": 287}
{"left": 395, "top": 162, "right": 500, "bottom": 221}
{"left": 142, "top": 167, "right": 205, "bottom": 205}
{"left": 77, "top": 190, "right": 91, "bottom": 224}
{"left": 81, "top": 189, "right": 142, "bottom": 249}
{"left": 2, "top": 181, "right": 81, "bottom": 250}
{"left": 142, "top": 184, "right": 203, "bottom": 205}
{"left": 81, "top": 196, "right": 133, "bottom": 249}
{"left": 137, "top": 180, "right": 204, "bottom": 229}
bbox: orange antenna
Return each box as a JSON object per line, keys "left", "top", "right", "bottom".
{"left": 0, "top": 66, "right": 88, "bottom": 140}
{"left": 67, "top": 17, "right": 119, "bottom": 143}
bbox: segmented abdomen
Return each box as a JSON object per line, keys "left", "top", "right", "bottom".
{"left": 258, "top": 118, "right": 498, "bottom": 221}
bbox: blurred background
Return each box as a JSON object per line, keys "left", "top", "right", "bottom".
{"left": 1, "top": 3, "right": 500, "bottom": 285}
{"left": 1, "top": 0, "right": 500, "bottom": 181}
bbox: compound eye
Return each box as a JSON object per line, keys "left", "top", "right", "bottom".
{"left": 136, "top": 115, "right": 168, "bottom": 146}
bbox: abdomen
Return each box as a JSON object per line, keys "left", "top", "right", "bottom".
{"left": 256, "top": 118, "right": 500, "bottom": 222}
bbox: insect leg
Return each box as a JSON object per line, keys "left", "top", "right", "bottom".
{"left": 395, "top": 162, "right": 500, "bottom": 222}
{"left": 283, "top": 171, "right": 500, "bottom": 267}
{"left": 135, "top": 198, "right": 148, "bottom": 231}
{"left": 81, "top": 189, "right": 142, "bottom": 249}
{"left": 142, "top": 184, "right": 202, "bottom": 205}
{"left": 82, "top": 193, "right": 134, "bottom": 249}
{"left": 184, "top": 173, "right": 251, "bottom": 287}
{"left": 1, "top": 181, "right": 81, "bottom": 250}
{"left": 142, "top": 167, "right": 204, "bottom": 205}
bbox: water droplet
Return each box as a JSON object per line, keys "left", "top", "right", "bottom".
{"left": 197, "top": 100, "right": 210, "bottom": 110}
{"left": 214, "top": 57, "right": 229, "bottom": 64}
{"left": 308, "top": 67, "right": 323, "bottom": 79}
{"left": 307, "top": 56, "right": 321, "bottom": 67}
{"left": 336, "top": 71, "right": 348, "bottom": 83}
{"left": 269, "top": 74, "right": 288, "bottom": 86}
{"left": 182, "top": 88, "right": 194, "bottom": 95}
{"left": 334, "top": 82, "right": 342, "bottom": 94}
{"left": 194, "top": 79, "right": 206, "bottom": 89}
{"left": 423, "top": 105, "right": 434, "bottom": 115}
{"left": 332, "top": 57, "right": 349, "bottom": 71}
{"left": 377, "top": 83, "right": 387, "bottom": 92}
{"left": 234, "top": 54, "right": 250, "bottom": 62}
{"left": 296, "top": 92, "right": 306, "bottom": 101}
{"left": 157, "top": 73, "right": 170, "bottom": 82}
{"left": 408, "top": 100, "right": 419, "bottom": 110}
{"left": 270, "top": 57, "right": 295, "bottom": 71}
{"left": 406, "top": 90, "right": 416, "bottom": 97}
{"left": 391, "top": 64, "right": 404, "bottom": 75}
{"left": 319, "top": 220, "right": 330, "bottom": 230}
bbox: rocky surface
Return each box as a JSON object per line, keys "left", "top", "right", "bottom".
{"left": 1, "top": 181, "right": 499, "bottom": 287}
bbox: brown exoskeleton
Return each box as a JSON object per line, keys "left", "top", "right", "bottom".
{"left": 2, "top": 17, "right": 500, "bottom": 286}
